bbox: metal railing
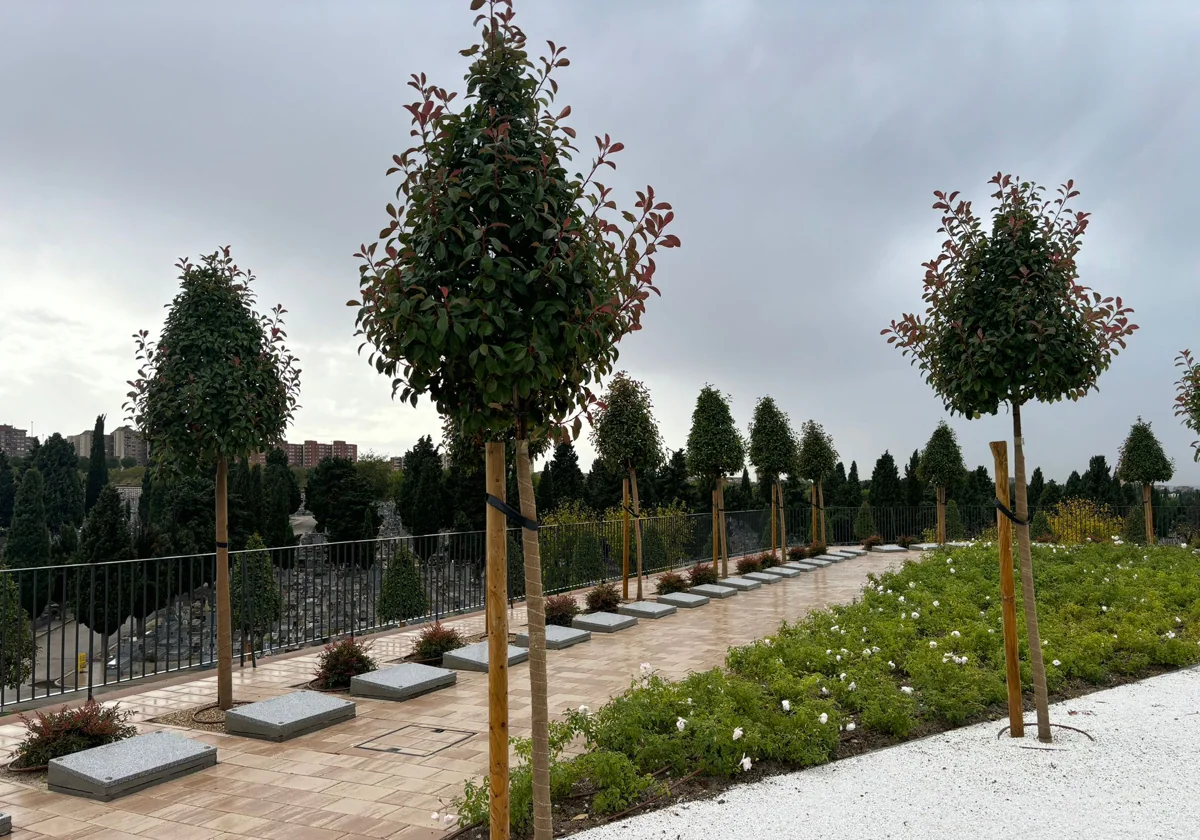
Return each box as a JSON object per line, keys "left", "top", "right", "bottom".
{"left": 1, "top": 501, "right": 1195, "bottom": 711}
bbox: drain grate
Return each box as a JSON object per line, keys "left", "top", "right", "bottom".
{"left": 357, "top": 724, "right": 475, "bottom": 757}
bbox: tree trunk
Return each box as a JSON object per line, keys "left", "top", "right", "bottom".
{"left": 1013, "top": 402, "right": 1051, "bottom": 742}
{"left": 936, "top": 485, "right": 947, "bottom": 544}
{"left": 215, "top": 457, "right": 233, "bottom": 711}
{"left": 777, "top": 480, "right": 788, "bottom": 559}
{"left": 711, "top": 488, "right": 718, "bottom": 569}
{"left": 810, "top": 484, "right": 818, "bottom": 545}
{"left": 622, "top": 478, "right": 630, "bottom": 599}
{"left": 630, "top": 468, "right": 645, "bottom": 601}
{"left": 515, "top": 441, "right": 551, "bottom": 840}
{"left": 1143, "top": 483, "right": 1155, "bottom": 545}
{"left": 817, "top": 481, "right": 827, "bottom": 545}
{"left": 717, "top": 477, "right": 729, "bottom": 578}
{"left": 770, "top": 482, "right": 778, "bottom": 563}
{"left": 989, "top": 441, "right": 1024, "bottom": 738}
{"left": 484, "top": 443, "right": 510, "bottom": 838}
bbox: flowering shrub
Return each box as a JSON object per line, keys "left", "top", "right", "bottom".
{"left": 687, "top": 563, "right": 719, "bottom": 587}
{"left": 655, "top": 570, "right": 689, "bottom": 596}
{"left": 313, "top": 637, "right": 377, "bottom": 689}
{"left": 1046, "top": 498, "right": 1124, "bottom": 545}
{"left": 412, "top": 623, "right": 465, "bottom": 664}
{"left": 12, "top": 701, "right": 136, "bottom": 768}
{"left": 735, "top": 556, "right": 763, "bottom": 575}
{"left": 861, "top": 535, "right": 883, "bottom": 550}
{"left": 585, "top": 582, "right": 622, "bottom": 613}
{"left": 545, "top": 594, "right": 580, "bottom": 627}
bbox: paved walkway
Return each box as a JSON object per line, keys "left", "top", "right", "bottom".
{"left": 0, "top": 553, "right": 904, "bottom": 840}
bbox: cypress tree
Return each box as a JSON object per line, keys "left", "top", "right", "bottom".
{"left": 657, "top": 449, "right": 694, "bottom": 511}
{"left": 3, "top": 468, "right": 53, "bottom": 615}
{"left": 868, "top": 451, "right": 903, "bottom": 508}
{"left": 85, "top": 414, "right": 109, "bottom": 513}
{"left": 0, "top": 452, "right": 14, "bottom": 529}
{"left": 854, "top": 501, "right": 877, "bottom": 541}
{"left": 76, "top": 484, "right": 135, "bottom": 654}
{"left": 377, "top": 543, "right": 429, "bottom": 623}
{"left": 837, "top": 461, "right": 863, "bottom": 509}
{"left": 535, "top": 467, "right": 557, "bottom": 515}
{"left": 903, "top": 449, "right": 924, "bottom": 507}
{"left": 306, "top": 456, "right": 381, "bottom": 543}
{"left": 35, "top": 433, "right": 83, "bottom": 535}
{"left": 229, "top": 533, "right": 282, "bottom": 645}
{"left": 1064, "top": 470, "right": 1084, "bottom": 499}
{"left": 262, "top": 449, "right": 297, "bottom": 549}
{"left": 545, "top": 442, "right": 585, "bottom": 509}
{"left": 1037, "top": 480, "right": 1062, "bottom": 512}
{"left": 1027, "top": 467, "right": 1045, "bottom": 511}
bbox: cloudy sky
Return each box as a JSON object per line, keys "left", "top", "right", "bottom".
{"left": 2, "top": 1, "right": 1199, "bottom": 483}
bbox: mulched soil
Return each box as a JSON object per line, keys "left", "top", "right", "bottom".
{"left": 449, "top": 666, "right": 1178, "bottom": 839}
{"left": 148, "top": 700, "right": 251, "bottom": 734}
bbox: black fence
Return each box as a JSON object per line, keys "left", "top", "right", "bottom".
{"left": 1, "top": 502, "right": 1196, "bottom": 711}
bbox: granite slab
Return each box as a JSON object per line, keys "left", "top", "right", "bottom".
{"left": 760, "top": 565, "right": 801, "bottom": 578}
{"left": 804, "top": 558, "right": 833, "bottom": 568}
{"left": 350, "top": 662, "right": 457, "bottom": 701}
{"left": 657, "top": 592, "right": 710, "bottom": 608}
{"left": 225, "top": 691, "right": 355, "bottom": 742}
{"left": 690, "top": 583, "right": 737, "bottom": 599}
{"left": 618, "top": 601, "right": 677, "bottom": 619}
{"left": 872, "top": 544, "right": 907, "bottom": 553}
{"left": 48, "top": 731, "right": 216, "bottom": 801}
{"left": 784, "top": 561, "right": 817, "bottom": 571}
{"left": 742, "top": 571, "right": 782, "bottom": 584}
{"left": 718, "top": 577, "right": 763, "bottom": 592}
{"left": 442, "top": 641, "right": 529, "bottom": 672}
{"left": 814, "top": 554, "right": 847, "bottom": 563}
{"left": 573, "top": 612, "right": 638, "bottom": 633}
{"left": 515, "top": 624, "right": 591, "bottom": 650}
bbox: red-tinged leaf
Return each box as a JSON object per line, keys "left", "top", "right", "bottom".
{"left": 609, "top": 142, "right": 624, "bottom": 154}
{"left": 562, "top": 126, "right": 576, "bottom": 138}
{"left": 557, "top": 105, "right": 571, "bottom": 119}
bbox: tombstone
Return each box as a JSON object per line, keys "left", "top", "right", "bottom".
{"left": 717, "top": 577, "right": 762, "bottom": 592}
{"left": 617, "top": 601, "right": 677, "bottom": 620}
{"left": 760, "top": 566, "right": 801, "bottom": 578}
{"left": 514, "top": 624, "right": 591, "bottom": 650}
{"left": 871, "top": 544, "right": 907, "bottom": 553}
{"left": 690, "top": 583, "right": 736, "bottom": 599}
{"left": 783, "top": 561, "right": 817, "bottom": 571}
{"left": 350, "top": 662, "right": 457, "bottom": 701}
{"left": 741, "top": 572, "right": 781, "bottom": 585}
{"left": 47, "top": 731, "right": 217, "bottom": 801}
{"left": 442, "top": 641, "right": 529, "bottom": 672}
{"left": 224, "top": 691, "right": 355, "bottom": 742}
{"left": 572, "top": 612, "right": 638, "bottom": 633}
{"left": 657, "top": 592, "right": 709, "bottom": 608}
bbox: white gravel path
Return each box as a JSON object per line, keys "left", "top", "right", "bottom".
{"left": 576, "top": 666, "right": 1200, "bottom": 840}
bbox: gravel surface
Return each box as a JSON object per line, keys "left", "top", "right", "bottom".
{"left": 577, "top": 666, "right": 1200, "bottom": 840}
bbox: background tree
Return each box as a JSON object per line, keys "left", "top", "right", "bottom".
{"left": 262, "top": 449, "right": 298, "bottom": 550}
{"left": 230, "top": 533, "right": 282, "bottom": 649}
{"left": 657, "top": 449, "right": 694, "bottom": 511}
{"left": 540, "top": 442, "right": 585, "bottom": 514}
{"left": 591, "top": 373, "right": 664, "bottom": 600}
{"left": 748, "top": 396, "right": 799, "bottom": 561}
{"left": 0, "top": 452, "right": 14, "bottom": 529}
{"left": 125, "top": 247, "right": 301, "bottom": 711}
{"left": 306, "top": 457, "right": 381, "bottom": 550}
{"left": 378, "top": 543, "right": 429, "bottom": 624}
{"left": 1175, "top": 349, "right": 1200, "bottom": 462}
{"left": 0, "top": 564, "right": 35, "bottom": 689}
{"left": 867, "top": 451, "right": 903, "bottom": 540}
{"left": 349, "top": 2, "right": 679, "bottom": 835}
{"left": 584, "top": 458, "right": 624, "bottom": 512}
{"left": 3, "top": 468, "right": 53, "bottom": 616}
{"left": 884, "top": 172, "right": 1137, "bottom": 742}
{"left": 1115, "top": 417, "right": 1173, "bottom": 544}
{"left": 227, "top": 458, "right": 263, "bottom": 551}
{"left": 76, "top": 484, "right": 135, "bottom": 664}
{"left": 797, "top": 421, "right": 837, "bottom": 545}
{"left": 356, "top": 452, "right": 395, "bottom": 501}
{"left": 917, "top": 421, "right": 966, "bottom": 543}
{"left": 397, "top": 436, "right": 447, "bottom": 557}
{"left": 85, "top": 414, "right": 109, "bottom": 514}
{"left": 1080, "top": 455, "right": 1118, "bottom": 506}
{"left": 903, "top": 450, "right": 924, "bottom": 508}
{"left": 1027, "top": 467, "right": 1045, "bottom": 511}
{"left": 686, "top": 386, "right": 745, "bottom": 576}
{"left": 837, "top": 461, "right": 862, "bottom": 509}
{"left": 1037, "top": 480, "right": 1062, "bottom": 511}
{"left": 36, "top": 433, "right": 83, "bottom": 536}
{"left": 1063, "top": 470, "right": 1084, "bottom": 500}
{"left": 853, "top": 501, "right": 876, "bottom": 542}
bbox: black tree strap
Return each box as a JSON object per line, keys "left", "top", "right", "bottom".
{"left": 486, "top": 494, "right": 540, "bottom": 531}
{"left": 215, "top": 541, "right": 229, "bottom": 549}
{"left": 623, "top": 504, "right": 640, "bottom": 519}
{"left": 994, "top": 498, "right": 1028, "bottom": 527}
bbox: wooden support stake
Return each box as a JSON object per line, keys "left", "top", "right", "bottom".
{"left": 770, "top": 481, "right": 778, "bottom": 562}
{"left": 214, "top": 457, "right": 233, "bottom": 711}
{"left": 630, "top": 468, "right": 645, "bottom": 601}
{"left": 484, "top": 442, "right": 510, "bottom": 838}
{"left": 711, "top": 488, "right": 718, "bottom": 569}
{"left": 990, "top": 441, "right": 1024, "bottom": 739}
{"left": 817, "top": 480, "right": 827, "bottom": 546}
{"left": 717, "top": 476, "right": 730, "bottom": 578}
{"left": 622, "top": 478, "right": 631, "bottom": 600}
{"left": 778, "top": 480, "right": 788, "bottom": 559}
{"left": 1144, "top": 483, "right": 1155, "bottom": 545}
{"left": 936, "top": 485, "right": 947, "bottom": 544}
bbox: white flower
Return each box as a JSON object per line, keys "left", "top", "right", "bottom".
{"left": 578, "top": 705, "right": 591, "bottom": 715}
{"left": 819, "top": 713, "right": 829, "bottom": 724}
{"left": 732, "top": 727, "right": 744, "bottom": 741}
{"left": 820, "top": 686, "right": 830, "bottom": 696}
{"left": 911, "top": 612, "right": 920, "bottom": 619}
{"left": 908, "top": 582, "right": 916, "bottom": 589}
{"left": 872, "top": 646, "right": 880, "bottom": 653}
{"left": 901, "top": 686, "right": 914, "bottom": 695}
{"left": 839, "top": 672, "right": 847, "bottom": 681}
{"left": 951, "top": 630, "right": 961, "bottom": 638}
{"left": 686, "top": 697, "right": 693, "bottom": 705}
{"left": 830, "top": 625, "right": 840, "bottom": 632}
{"left": 888, "top": 660, "right": 896, "bottom": 670}
{"left": 848, "top": 681, "right": 857, "bottom": 691}
{"left": 862, "top": 648, "right": 872, "bottom": 657}
{"left": 640, "top": 662, "right": 652, "bottom": 675}
{"left": 988, "top": 629, "right": 994, "bottom": 634}
{"left": 1052, "top": 660, "right": 1061, "bottom": 667}
{"left": 431, "top": 813, "right": 441, "bottom": 821}
{"left": 740, "top": 754, "right": 752, "bottom": 772}
{"left": 1167, "top": 631, "right": 1177, "bottom": 639}
{"left": 1176, "top": 617, "right": 1183, "bottom": 624}
{"left": 949, "top": 568, "right": 955, "bottom": 574}
{"left": 763, "top": 638, "right": 773, "bottom": 647}
{"left": 898, "top": 596, "right": 906, "bottom": 603}
{"left": 781, "top": 699, "right": 791, "bottom": 712}
{"left": 1101, "top": 606, "right": 1108, "bottom": 612}
{"left": 826, "top": 649, "right": 833, "bottom": 655}
{"left": 836, "top": 655, "right": 842, "bottom": 662}
{"left": 846, "top": 722, "right": 856, "bottom": 731}
{"left": 961, "top": 656, "right": 968, "bottom": 663}
{"left": 444, "top": 815, "right": 458, "bottom": 826}
{"left": 946, "top": 558, "right": 952, "bottom": 564}
{"left": 676, "top": 717, "right": 687, "bottom": 732}
{"left": 929, "top": 641, "right": 938, "bottom": 649}
{"left": 933, "top": 600, "right": 940, "bottom": 608}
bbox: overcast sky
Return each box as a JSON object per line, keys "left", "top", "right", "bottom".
{"left": 3, "top": 1, "right": 1199, "bottom": 483}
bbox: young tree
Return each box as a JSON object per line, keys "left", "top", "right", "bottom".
{"left": 3, "top": 468, "right": 53, "bottom": 615}
{"left": 349, "top": 2, "right": 678, "bottom": 835}
{"left": 883, "top": 172, "right": 1137, "bottom": 742}
{"left": 748, "top": 396, "right": 799, "bottom": 562}
{"left": 686, "top": 386, "right": 745, "bottom": 576}
{"left": 917, "top": 421, "right": 966, "bottom": 543}
{"left": 853, "top": 501, "right": 876, "bottom": 542}
{"left": 1115, "top": 417, "right": 1173, "bottom": 544}
{"left": 85, "top": 415, "right": 109, "bottom": 514}
{"left": 591, "top": 373, "right": 664, "bottom": 600}
{"left": 125, "top": 248, "right": 301, "bottom": 711}
{"left": 230, "top": 533, "right": 282, "bottom": 648}
{"left": 77, "top": 484, "right": 135, "bottom": 662}
{"left": 797, "top": 421, "right": 837, "bottom": 545}
{"left": 1037, "top": 480, "right": 1062, "bottom": 512}
{"left": 0, "top": 452, "right": 14, "bottom": 529}
{"left": 903, "top": 450, "right": 924, "bottom": 508}
{"left": 378, "top": 543, "right": 429, "bottom": 623}
{"left": 36, "top": 433, "right": 83, "bottom": 536}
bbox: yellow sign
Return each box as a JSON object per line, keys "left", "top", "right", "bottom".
{"left": 77, "top": 653, "right": 87, "bottom": 672}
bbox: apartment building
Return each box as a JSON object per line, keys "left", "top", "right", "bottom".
{"left": 249, "top": 439, "right": 357, "bottom": 468}
{"left": 110, "top": 426, "right": 149, "bottom": 465}
{"left": 0, "top": 424, "right": 31, "bottom": 458}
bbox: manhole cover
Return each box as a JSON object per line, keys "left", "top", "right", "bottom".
{"left": 357, "top": 724, "right": 475, "bottom": 757}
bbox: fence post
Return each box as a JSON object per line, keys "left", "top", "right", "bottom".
{"left": 990, "top": 441, "right": 1024, "bottom": 738}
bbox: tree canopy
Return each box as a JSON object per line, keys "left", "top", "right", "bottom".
{"left": 0, "top": 453, "right": 14, "bottom": 530}
{"left": 868, "top": 451, "right": 904, "bottom": 508}
{"left": 85, "top": 414, "right": 109, "bottom": 514}
{"left": 36, "top": 433, "right": 83, "bottom": 535}
{"left": 3, "top": 468, "right": 50, "bottom": 572}
{"left": 125, "top": 248, "right": 301, "bottom": 471}
{"left": 1116, "top": 417, "right": 1174, "bottom": 485}
{"left": 884, "top": 174, "right": 1136, "bottom": 417}
{"left": 306, "top": 457, "right": 380, "bottom": 543}
{"left": 591, "top": 373, "right": 663, "bottom": 474}
{"left": 796, "top": 421, "right": 837, "bottom": 483}
{"left": 917, "top": 421, "right": 966, "bottom": 489}
{"left": 686, "top": 385, "right": 745, "bottom": 483}
{"left": 397, "top": 436, "right": 446, "bottom": 537}
{"left": 1176, "top": 350, "right": 1200, "bottom": 461}
{"left": 747, "top": 396, "right": 798, "bottom": 487}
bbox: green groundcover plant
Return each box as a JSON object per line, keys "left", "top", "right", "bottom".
{"left": 454, "top": 540, "right": 1200, "bottom": 833}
